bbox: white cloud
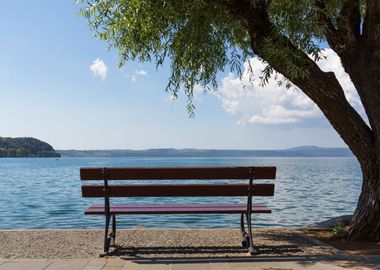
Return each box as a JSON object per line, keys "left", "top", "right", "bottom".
{"left": 126, "top": 68, "right": 148, "bottom": 82}
{"left": 90, "top": 59, "right": 108, "bottom": 80}
{"left": 135, "top": 69, "right": 148, "bottom": 76}
{"left": 163, "top": 93, "right": 177, "bottom": 103}
{"left": 316, "top": 49, "right": 364, "bottom": 112}
{"left": 215, "top": 48, "right": 364, "bottom": 125}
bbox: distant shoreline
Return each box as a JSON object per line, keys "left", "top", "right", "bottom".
{"left": 57, "top": 146, "right": 353, "bottom": 158}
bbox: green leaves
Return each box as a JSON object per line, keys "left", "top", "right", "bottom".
{"left": 79, "top": 0, "right": 358, "bottom": 115}
{"left": 80, "top": 0, "right": 249, "bottom": 109}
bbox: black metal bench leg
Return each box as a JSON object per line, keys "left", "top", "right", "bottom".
{"left": 240, "top": 213, "right": 249, "bottom": 247}
{"left": 246, "top": 213, "right": 258, "bottom": 255}
{"left": 110, "top": 214, "right": 116, "bottom": 247}
{"left": 100, "top": 214, "right": 111, "bottom": 257}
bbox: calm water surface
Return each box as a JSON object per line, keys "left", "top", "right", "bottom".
{"left": 0, "top": 157, "right": 361, "bottom": 228}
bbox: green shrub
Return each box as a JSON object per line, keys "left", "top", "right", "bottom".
{"left": 332, "top": 218, "right": 345, "bottom": 238}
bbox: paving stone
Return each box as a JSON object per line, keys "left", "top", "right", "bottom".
{"left": 82, "top": 266, "right": 104, "bottom": 270}
{"left": 103, "top": 267, "right": 124, "bottom": 270}
{"left": 44, "top": 258, "right": 90, "bottom": 270}
{"left": 0, "top": 259, "right": 50, "bottom": 270}
{"left": 120, "top": 261, "right": 169, "bottom": 270}
{"left": 334, "top": 259, "right": 380, "bottom": 270}
{"left": 209, "top": 262, "right": 232, "bottom": 270}
{"left": 229, "top": 261, "right": 350, "bottom": 270}
{"left": 86, "top": 258, "right": 107, "bottom": 267}
{"left": 308, "top": 262, "right": 359, "bottom": 270}
{"left": 173, "top": 263, "right": 210, "bottom": 270}
{"left": 104, "top": 258, "right": 125, "bottom": 267}
{"left": 121, "top": 261, "right": 140, "bottom": 270}
{"left": 0, "top": 260, "right": 12, "bottom": 265}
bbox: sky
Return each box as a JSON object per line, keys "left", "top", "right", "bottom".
{"left": 0, "top": 1, "right": 364, "bottom": 150}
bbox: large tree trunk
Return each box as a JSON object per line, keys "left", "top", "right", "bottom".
{"left": 226, "top": 0, "right": 380, "bottom": 241}
{"left": 342, "top": 52, "right": 380, "bottom": 240}
{"left": 349, "top": 153, "right": 380, "bottom": 240}
{"left": 330, "top": 10, "right": 380, "bottom": 239}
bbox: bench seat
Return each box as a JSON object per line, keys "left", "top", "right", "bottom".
{"left": 85, "top": 203, "right": 272, "bottom": 215}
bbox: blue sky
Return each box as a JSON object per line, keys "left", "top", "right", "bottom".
{"left": 0, "top": 1, "right": 354, "bottom": 150}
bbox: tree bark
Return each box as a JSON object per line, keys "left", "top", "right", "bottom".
{"left": 226, "top": 0, "right": 380, "bottom": 240}
{"left": 342, "top": 51, "right": 380, "bottom": 241}
{"left": 348, "top": 152, "right": 380, "bottom": 240}
{"left": 315, "top": 0, "right": 380, "bottom": 240}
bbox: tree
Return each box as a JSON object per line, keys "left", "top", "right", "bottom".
{"left": 0, "top": 148, "right": 7, "bottom": 157}
{"left": 7, "top": 148, "right": 16, "bottom": 157}
{"left": 0, "top": 137, "right": 60, "bottom": 157}
{"left": 16, "top": 148, "right": 31, "bottom": 157}
{"left": 80, "top": 0, "right": 380, "bottom": 240}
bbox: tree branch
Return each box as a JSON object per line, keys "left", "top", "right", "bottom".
{"left": 226, "top": 0, "right": 374, "bottom": 161}
{"left": 363, "top": 0, "right": 380, "bottom": 44}
{"left": 264, "top": 42, "right": 374, "bottom": 162}
{"left": 311, "top": 0, "right": 380, "bottom": 139}
{"left": 333, "top": 1, "right": 380, "bottom": 137}
{"left": 315, "top": 0, "right": 360, "bottom": 57}
{"left": 315, "top": 0, "right": 338, "bottom": 39}
{"left": 338, "top": 0, "right": 361, "bottom": 41}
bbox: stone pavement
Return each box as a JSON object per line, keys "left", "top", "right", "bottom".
{"left": 0, "top": 256, "right": 379, "bottom": 270}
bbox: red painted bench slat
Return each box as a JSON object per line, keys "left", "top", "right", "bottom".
{"left": 85, "top": 204, "right": 272, "bottom": 215}
{"left": 80, "top": 166, "right": 276, "bottom": 180}
{"left": 82, "top": 183, "right": 275, "bottom": 197}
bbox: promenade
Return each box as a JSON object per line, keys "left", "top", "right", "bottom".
{"left": 1, "top": 255, "right": 380, "bottom": 270}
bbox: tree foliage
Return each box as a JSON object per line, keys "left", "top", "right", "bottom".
{"left": 81, "top": 0, "right": 253, "bottom": 111}
{"left": 81, "top": 0, "right": 361, "bottom": 100}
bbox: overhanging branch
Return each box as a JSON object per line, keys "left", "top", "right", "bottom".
{"left": 315, "top": 0, "right": 360, "bottom": 57}
{"left": 226, "top": 0, "right": 374, "bottom": 161}
{"left": 363, "top": 0, "right": 380, "bottom": 44}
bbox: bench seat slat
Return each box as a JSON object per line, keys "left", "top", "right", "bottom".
{"left": 85, "top": 204, "right": 272, "bottom": 215}
{"left": 80, "top": 166, "right": 276, "bottom": 180}
{"left": 82, "top": 183, "right": 275, "bottom": 197}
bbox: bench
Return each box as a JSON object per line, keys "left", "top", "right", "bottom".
{"left": 80, "top": 166, "right": 276, "bottom": 256}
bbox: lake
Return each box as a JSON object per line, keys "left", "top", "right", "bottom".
{"left": 0, "top": 157, "right": 361, "bottom": 229}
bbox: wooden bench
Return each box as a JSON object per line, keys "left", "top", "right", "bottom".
{"left": 80, "top": 166, "right": 276, "bottom": 256}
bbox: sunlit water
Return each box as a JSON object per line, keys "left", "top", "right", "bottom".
{"left": 0, "top": 157, "right": 361, "bottom": 229}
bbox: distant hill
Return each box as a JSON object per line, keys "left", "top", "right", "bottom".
{"left": 58, "top": 146, "right": 353, "bottom": 158}
{"left": 0, "top": 137, "right": 60, "bottom": 158}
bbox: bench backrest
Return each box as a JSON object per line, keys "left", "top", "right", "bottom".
{"left": 81, "top": 166, "right": 276, "bottom": 198}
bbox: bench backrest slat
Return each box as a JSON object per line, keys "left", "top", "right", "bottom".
{"left": 82, "top": 183, "right": 275, "bottom": 197}
{"left": 80, "top": 166, "right": 276, "bottom": 180}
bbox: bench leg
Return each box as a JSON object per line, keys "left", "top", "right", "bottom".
{"left": 100, "top": 214, "right": 111, "bottom": 257}
{"left": 246, "top": 213, "right": 258, "bottom": 255}
{"left": 240, "top": 213, "right": 249, "bottom": 247}
{"left": 110, "top": 214, "right": 116, "bottom": 247}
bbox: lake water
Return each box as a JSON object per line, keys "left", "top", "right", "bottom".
{"left": 0, "top": 157, "right": 361, "bottom": 229}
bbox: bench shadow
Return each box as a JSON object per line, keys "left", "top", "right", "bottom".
{"left": 112, "top": 246, "right": 380, "bottom": 270}
{"left": 110, "top": 244, "right": 304, "bottom": 264}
